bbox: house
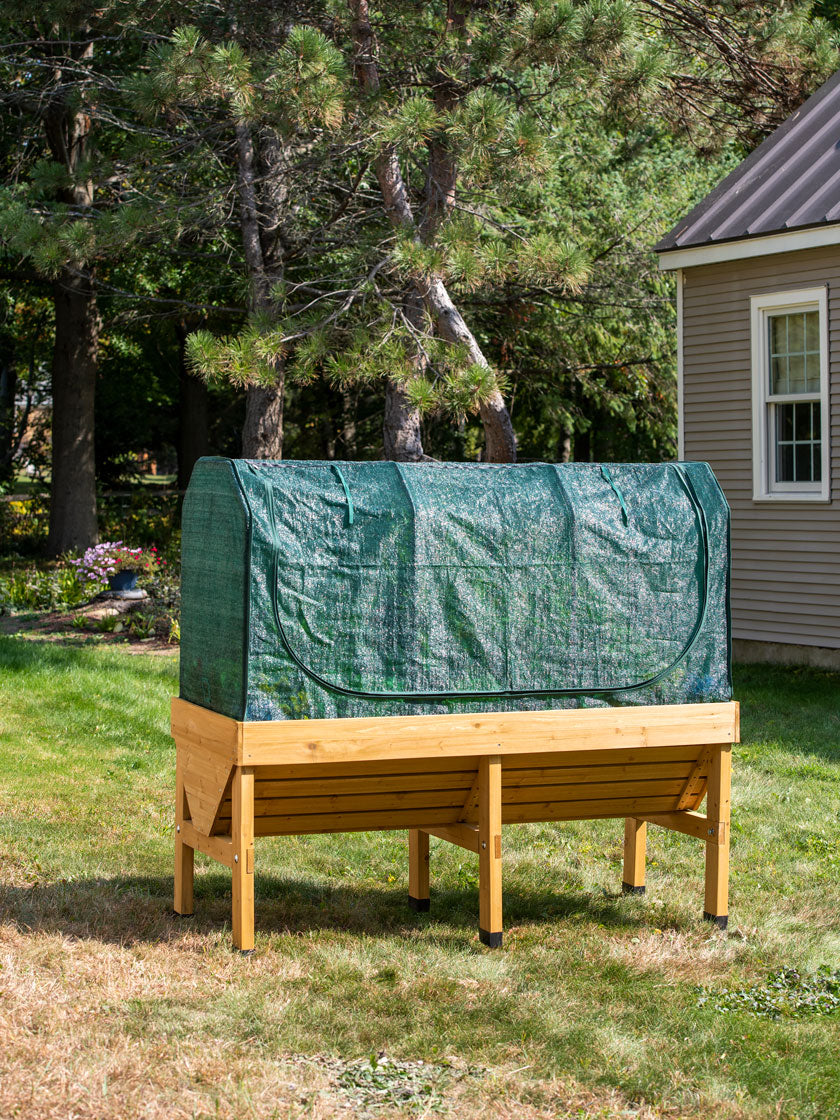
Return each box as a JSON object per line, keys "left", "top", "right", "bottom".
{"left": 656, "top": 70, "right": 840, "bottom": 670}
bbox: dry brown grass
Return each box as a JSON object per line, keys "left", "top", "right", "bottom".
{"left": 0, "top": 918, "right": 720, "bottom": 1120}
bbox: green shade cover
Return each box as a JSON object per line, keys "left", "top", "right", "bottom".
{"left": 180, "top": 458, "right": 731, "bottom": 721}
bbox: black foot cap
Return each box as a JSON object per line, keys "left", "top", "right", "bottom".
{"left": 703, "top": 912, "right": 728, "bottom": 930}
{"left": 408, "top": 896, "right": 430, "bottom": 913}
{"left": 479, "top": 928, "right": 503, "bottom": 948}
{"left": 236, "top": 948, "right": 255, "bottom": 956}
{"left": 172, "top": 909, "right": 194, "bottom": 918}
{"left": 622, "top": 883, "right": 646, "bottom": 896}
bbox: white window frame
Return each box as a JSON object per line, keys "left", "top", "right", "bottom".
{"left": 750, "top": 287, "right": 830, "bottom": 502}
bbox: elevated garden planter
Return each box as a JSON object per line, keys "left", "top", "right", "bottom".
{"left": 173, "top": 458, "right": 736, "bottom": 950}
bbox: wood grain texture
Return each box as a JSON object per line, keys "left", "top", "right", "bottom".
{"left": 408, "top": 829, "right": 430, "bottom": 903}
{"left": 169, "top": 700, "right": 739, "bottom": 767}
{"left": 232, "top": 767, "right": 255, "bottom": 951}
{"left": 479, "top": 756, "right": 503, "bottom": 939}
{"left": 623, "top": 818, "right": 646, "bottom": 891}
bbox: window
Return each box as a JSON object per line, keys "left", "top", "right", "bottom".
{"left": 750, "top": 288, "right": 830, "bottom": 501}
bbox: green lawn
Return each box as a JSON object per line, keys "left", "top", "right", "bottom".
{"left": 1, "top": 634, "right": 839, "bottom": 1119}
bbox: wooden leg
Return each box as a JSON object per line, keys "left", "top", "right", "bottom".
{"left": 622, "top": 817, "right": 647, "bottom": 895}
{"left": 478, "top": 755, "right": 503, "bottom": 947}
{"left": 703, "top": 745, "right": 731, "bottom": 929}
{"left": 174, "top": 755, "right": 194, "bottom": 915}
{"left": 408, "top": 829, "right": 430, "bottom": 912}
{"left": 231, "top": 766, "right": 255, "bottom": 952}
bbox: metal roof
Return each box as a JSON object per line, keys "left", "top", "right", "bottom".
{"left": 656, "top": 69, "right": 840, "bottom": 254}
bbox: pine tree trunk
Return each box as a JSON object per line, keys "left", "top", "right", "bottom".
{"left": 176, "top": 321, "right": 209, "bottom": 489}
{"left": 0, "top": 343, "right": 17, "bottom": 483}
{"left": 48, "top": 268, "right": 99, "bottom": 554}
{"left": 242, "top": 386, "right": 284, "bottom": 459}
{"left": 558, "top": 428, "right": 572, "bottom": 463}
{"left": 349, "top": 0, "right": 515, "bottom": 463}
{"left": 43, "top": 49, "right": 99, "bottom": 553}
{"left": 340, "top": 388, "right": 357, "bottom": 458}
{"left": 235, "top": 122, "right": 285, "bottom": 460}
{"left": 422, "top": 277, "right": 516, "bottom": 462}
{"left": 383, "top": 381, "right": 425, "bottom": 460}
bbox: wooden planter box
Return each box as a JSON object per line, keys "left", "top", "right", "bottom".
{"left": 172, "top": 698, "right": 739, "bottom": 951}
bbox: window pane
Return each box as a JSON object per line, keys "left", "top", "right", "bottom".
{"left": 804, "top": 351, "right": 821, "bottom": 393}
{"left": 805, "top": 309, "right": 820, "bottom": 351}
{"left": 769, "top": 315, "right": 787, "bottom": 355}
{"left": 788, "top": 354, "right": 806, "bottom": 392}
{"left": 774, "top": 402, "right": 821, "bottom": 484}
{"left": 767, "top": 309, "right": 822, "bottom": 394}
{"left": 787, "top": 313, "right": 805, "bottom": 354}
{"left": 776, "top": 439, "right": 794, "bottom": 483}
{"left": 794, "top": 401, "right": 812, "bottom": 440}
{"left": 770, "top": 355, "right": 788, "bottom": 394}
{"left": 766, "top": 311, "right": 823, "bottom": 489}
{"left": 795, "top": 443, "right": 812, "bottom": 481}
{"left": 776, "top": 402, "right": 794, "bottom": 441}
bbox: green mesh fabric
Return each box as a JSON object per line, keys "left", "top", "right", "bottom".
{"left": 180, "top": 458, "right": 731, "bottom": 721}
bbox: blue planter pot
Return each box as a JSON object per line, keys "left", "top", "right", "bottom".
{"left": 108, "top": 569, "right": 138, "bottom": 592}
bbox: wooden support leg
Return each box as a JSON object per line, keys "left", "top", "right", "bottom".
{"left": 703, "top": 745, "right": 731, "bottom": 929}
{"left": 478, "top": 755, "right": 503, "bottom": 948}
{"left": 231, "top": 766, "right": 255, "bottom": 952}
{"left": 408, "top": 829, "right": 430, "bottom": 912}
{"left": 622, "top": 817, "right": 647, "bottom": 895}
{"left": 174, "top": 754, "right": 194, "bottom": 915}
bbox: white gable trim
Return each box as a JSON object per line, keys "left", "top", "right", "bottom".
{"left": 657, "top": 223, "right": 840, "bottom": 271}
{"left": 676, "top": 268, "right": 684, "bottom": 459}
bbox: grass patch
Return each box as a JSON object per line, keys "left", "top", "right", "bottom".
{"left": 1, "top": 639, "right": 840, "bottom": 1118}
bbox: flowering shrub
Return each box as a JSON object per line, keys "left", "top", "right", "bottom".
{"left": 71, "top": 541, "right": 164, "bottom": 589}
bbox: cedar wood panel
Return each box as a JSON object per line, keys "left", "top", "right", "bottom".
{"left": 682, "top": 245, "right": 840, "bottom": 648}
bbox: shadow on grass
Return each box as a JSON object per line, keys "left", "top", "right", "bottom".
{"left": 0, "top": 870, "right": 649, "bottom": 948}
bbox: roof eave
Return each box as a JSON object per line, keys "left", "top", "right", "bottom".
{"left": 656, "top": 222, "right": 840, "bottom": 271}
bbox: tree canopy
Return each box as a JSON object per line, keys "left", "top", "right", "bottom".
{"left": 0, "top": 1, "right": 837, "bottom": 548}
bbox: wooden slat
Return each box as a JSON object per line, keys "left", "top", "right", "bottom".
{"left": 422, "top": 824, "right": 480, "bottom": 852}
{"left": 254, "top": 756, "right": 478, "bottom": 781}
{"left": 218, "top": 776, "right": 700, "bottom": 821}
{"left": 228, "top": 702, "right": 740, "bottom": 766}
{"left": 495, "top": 744, "right": 703, "bottom": 771}
{"left": 218, "top": 787, "right": 471, "bottom": 819}
{"left": 640, "top": 810, "right": 723, "bottom": 843}
{"left": 211, "top": 743, "right": 707, "bottom": 784}
{"left": 178, "top": 739, "right": 234, "bottom": 836}
{"left": 252, "top": 771, "right": 477, "bottom": 799}
{"left": 501, "top": 778, "right": 690, "bottom": 806}
{"left": 676, "top": 745, "right": 714, "bottom": 811}
{"left": 459, "top": 772, "right": 482, "bottom": 823}
{"left": 179, "top": 819, "right": 234, "bottom": 867}
{"left": 502, "top": 795, "right": 681, "bottom": 824}
{"left": 251, "top": 807, "right": 464, "bottom": 835}
{"left": 503, "top": 762, "right": 698, "bottom": 787}
{"left": 171, "top": 698, "right": 240, "bottom": 761}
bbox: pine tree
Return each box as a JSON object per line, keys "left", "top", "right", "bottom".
{"left": 139, "top": 19, "right": 347, "bottom": 459}
{"left": 0, "top": 4, "right": 173, "bottom": 550}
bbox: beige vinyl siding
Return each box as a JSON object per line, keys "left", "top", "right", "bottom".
{"left": 682, "top": 245, "right": 840, "bottom": 649}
